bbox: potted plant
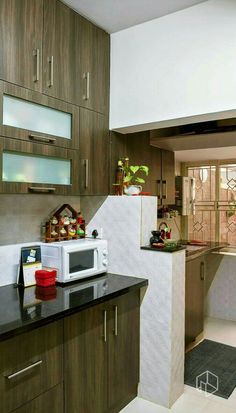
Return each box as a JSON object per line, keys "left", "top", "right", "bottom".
{"left": 123, "top": 165, "right": 149, "bottom": 195}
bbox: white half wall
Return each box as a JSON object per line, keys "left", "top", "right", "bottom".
{"left": 110, "top": 0, "right": 236, "bottom": 131}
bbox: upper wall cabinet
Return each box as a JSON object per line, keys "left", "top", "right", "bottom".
{"left": 0, "top": 0, "right": 43, "bottom": 92}
{"left": 0, "top": 0, "right": 110, "bottom": 115}
{"left": 0, "top": 82, "right": 80, "bottom": 149}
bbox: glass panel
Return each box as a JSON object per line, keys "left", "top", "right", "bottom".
{"left": 219, "top": 164, "right": 236, "bottom": 203}
{"left": 2, "top": 152, "right": 71, "bottom": 185}
{"left": 188, "top": 207, "right": 216, "bottom": 242}
{"left": 188, "top": 166, "right": 216, "bottom": 203}
{"left": 219, "top": 210, "right": 236, "bottom": 245}
{"left": 69, "top": 250, "right": 94, "bottom": 273}
{"left": 3, "top": 95, "right": 72, "bottom": 139}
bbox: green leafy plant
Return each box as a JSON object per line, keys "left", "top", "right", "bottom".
{"left": 123, "top": 165, "right": 149, "bottom": 185}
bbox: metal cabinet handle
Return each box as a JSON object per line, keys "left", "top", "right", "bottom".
{"left": 103, "top": 310, "right": 107, "bottom": 343}
{"left": 200, "top": 261, "right": 205, "bottom": 281}
{"left": 84, "top": 159, "right": 89, "bottom": 189}
{"left": 33, "top": 49, "right": 40, "bottom": 82}
{"left": 5, "top": 360, "right": 42, "bottom": 380}
{"left": 29, "top": 134, "right": 56, "bottom": 144}
{"left": 83, "top": 72, "right": 90, "bottom": 100}
{"left": 28, "top": 187, "right": 56, "bottom": 193}
{"left": 49, "top": 56, "right": 54, "bottom": 87}
{"left": 114, "top": 305, "right": 118, "bottom": 337}
{"left": 162, "top": 180, "right": 167, "bottom": 199}
{"left": 157, "top": 179, "right": 162, "bottom": 199}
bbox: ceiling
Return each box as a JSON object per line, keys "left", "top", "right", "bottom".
{"left": 175, "top": 147, "right": 236, "bottom": 162}
{"left": 63, "top": 0, "right": 207, "bottom": 33}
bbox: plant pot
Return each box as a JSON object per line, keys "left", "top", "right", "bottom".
{"left": 123, "top": 185, "right": 142, "bottom": 195}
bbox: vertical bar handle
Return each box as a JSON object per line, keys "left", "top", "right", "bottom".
{"left": 157, "top": 179, "right": 162, "bottom": 199}
{"left": 114, "top": 305, "right": 118, "bottom": 337}
{"left": 200, "top": 261, "right": 205, "bottom": 281}
{"left": 103, "top": 310, "right": 107, "bottom": 343}
{"left": 162, "top": 180, "right": 167, "bottom": 199}
{"left": 49, "top": 56, "right": 54, "bottom": 87}
{"left": 33, "top": 49, "right": 40, "bottom": 82}
{"left": 84, "top": 159, "right": 89, "bottom": 189}
{"left": 83, "top": 72, "right": 90, "bottom": 100}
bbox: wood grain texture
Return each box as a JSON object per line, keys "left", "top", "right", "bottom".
{"left": 79, "top": 107, "right": 109, "bottom": 195}
{"left": 0, "top": 0, "right": 43, "bottom": 92}
{"left": 0, "top": 81, "right": 80, "bottom": 149}
{"left": 107, "top": 291, "right": 140, "bottom": 412}
{"left": 161, "top": 149, "right": 175, "bottom": 205}
{"left": 185, "top": 256, "right": 205, "bottom": 346}
{"left": 0, "top": 321, "right": 63, "bottom": 413}
{"left": 0, "top": 137, "right": 79, "bottom": 195}
{"left": 12, "top": 384, "right": 63, "bottom": 413}
{"left": 64, "top": 302, "right": 108, "bottom": 413}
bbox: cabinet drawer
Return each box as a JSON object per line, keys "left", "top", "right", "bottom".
{"left": 0, "top": 81, "right": 79, "bottom": 149}
{"left": 0, "top": 137, "right": 79, "bottom": 195}
{"left": 11, "top": 383, "right": 63, "bottom": 413}
{"left": 0, "top": 321, "right": 63, "bottom": 413}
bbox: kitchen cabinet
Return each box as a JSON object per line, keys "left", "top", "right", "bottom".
{"left": 79, "top": 108, "right": 109, "bottom": 195}
{"left": 185, "top": 256, "right": 205, "bottom": 346}
{"left": 0, "top": 81, "right": 80, "bottom": 150}
{"left": 78, "top": 17, "right": 110, "bottom": 114}
{"left": 12, "top": 384, "right": 63, "bottom": 413}
{"left": 0, "top": 321, "right": 63, "bottom": 413}
{"left": 0, "top": 137, "right": 79, "bottom": 195}
{"left": 64, "top": 290, "right": 140, "bottom": 413}
{"left": 118, "top": 131, "right": 175, "bottom": 203}
{"left": 0, "top": 0, "right": 43, "bottom": 92}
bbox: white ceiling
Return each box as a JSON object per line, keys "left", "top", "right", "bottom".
{"left": 175, "top": 147, "right": 236, "bottom": 162}
{"left": 63, "top": 0, "right": 207, "bottom": 33}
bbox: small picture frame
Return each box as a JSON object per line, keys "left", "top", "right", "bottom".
{"left": 18, "top": 246, "right": 42, "bottom": 287}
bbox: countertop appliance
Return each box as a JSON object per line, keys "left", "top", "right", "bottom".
{"left": 175, "top": 176, "right": 195, "bottom": 215}
{"left": 41, "top": 239, "right": 108, "bottom": 283}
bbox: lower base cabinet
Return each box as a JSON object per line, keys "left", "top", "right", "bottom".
{"left": 12, "top": 384, "right": 63, "bottom": 413}
{"left": 185, "top": 256, "right": 205, "bottom": 346}
{"left": 64, "top": 290, "right": 140, "bottom": 413}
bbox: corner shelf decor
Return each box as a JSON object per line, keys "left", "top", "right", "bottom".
{"left": 45, "top": 204, "right": 85, "bottom": 243}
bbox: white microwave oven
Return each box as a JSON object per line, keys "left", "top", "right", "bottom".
{"left": 41, "top": 239, "right": 108, "bottom": 283}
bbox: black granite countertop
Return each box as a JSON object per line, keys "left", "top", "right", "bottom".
{"left": 141, "top": 245, "right": 186, "bottom": 253}
{"left": 0, "top": 273, "right": 148, "bottom": 342}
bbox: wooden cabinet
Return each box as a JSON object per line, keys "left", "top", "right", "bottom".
{"left": 0, "top": 0, "right": 43, "bottom": 92}
{"left": 0, "top": 137, "right": 79, "bottom": 195}
{"left": 64, "top": 291, "right": 140, "bottom": 413}
{"left": 78, "top": 18, "right": 110, "bottom": 114}
{"left": 79, "top": 108, "right": 109, "bottom": 195}
{"left": 185, "top": 256, "right": 205, "bottom": 346}
{"left": 12, "top": 384, "right": 63, "bottom": 413}
{"left": 0, "top": 321, "right": 63, "bottom": 413}
{"left": 112, "top": 131, "right": 175, "bottom": 203}
{"left": 43, "top": 0, "right": 77, "bottom": 104}
{"left": 0, "top": 81, "right": 80, "bottom": 150}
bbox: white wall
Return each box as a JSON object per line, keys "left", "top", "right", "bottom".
{"left": 110, "top": 0, "right": 236, "bottom": 131}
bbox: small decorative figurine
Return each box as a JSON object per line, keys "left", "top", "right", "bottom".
{"left": 60, "top": 227, "right": 67, "bottom": 235}
{"left": 51, "top": 216, "right": 58, "bottom": 225}
{"left": 68, "top": 227, "right": 76, "bottom": 236}
{"left": 51, "top": 230, "right": 58, "bottom": 237}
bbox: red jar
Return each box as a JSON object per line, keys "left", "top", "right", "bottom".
{"left": 35, "top": 269, "right": 57, "bottom": 287}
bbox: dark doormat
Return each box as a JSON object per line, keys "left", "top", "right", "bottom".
{"left": 184, "top": 339, "right": 236, "bottom": 399}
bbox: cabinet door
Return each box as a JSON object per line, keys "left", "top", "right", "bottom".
{"left": 161, "top": 149, "right": 175, "bottom": 205}
{"left": 0, "top": 321, "right": 63, "bottom": 413}
{"left": 185, "top": 257, "right": 205, "bottom": 346}
{"left": 0, "top": 81, "right": 80, "bottom": 149}
{"left": 12, "top": 384, "right": 63, "bottom": 413}
{"left": 78, "top": 18, "right": 110, "bottom": 114}
{"left": 79, "top": 108, "right": 109, "bottom": 195}
{"left": 0, "top": 0, "right": 43, "bottom": 92}
{"left": 43, "top": 0, "right": 77, "bottom": 104}
{"left": 0, "top": 137, "right": 79, "bottom": 195}
{"left": 64, "top": 302, "right": 108, "bottom": 413}
{"left": 108, "top": 291, "right": 140, "bottom": 412}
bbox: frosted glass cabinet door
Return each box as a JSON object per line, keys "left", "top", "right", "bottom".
{"left": 0, "top": 81, "right": 80, "bottom": 149}
{"left": 0, "top": 137, "right": 79, "bottom": 195}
